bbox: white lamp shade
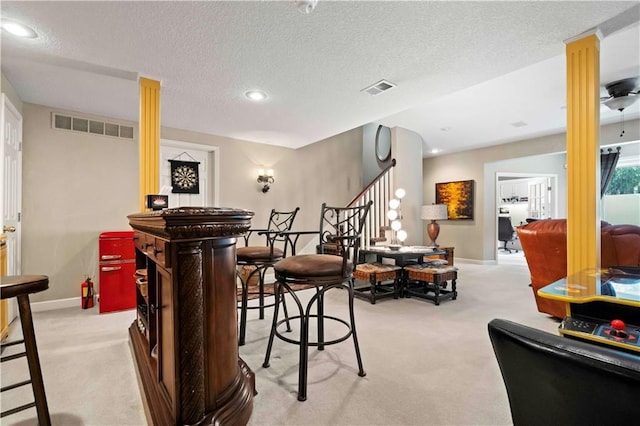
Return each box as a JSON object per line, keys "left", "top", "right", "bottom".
{"left": 395, "top": 188, "right": 406, "bottom": 199}
{"left": 396, "top": 229, "right": 407, "bottom": 242}
{"left": 421, "top": 204, "right": 448, "bottom": 220}
{"left": 387, "top": 210, "right": 398, "bottom": 220}
{"left": 389, "top": 199, "right": 400, "bottom": 209}
{"left": 391, "top": 220, "right": 402, "bottom": 231}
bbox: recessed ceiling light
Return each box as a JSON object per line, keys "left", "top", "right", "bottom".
{"left": 431, "top": 148, "right": 440, "bottom": 154}
{"left": 440, "top": 127, "right": 451, "bottom": 131}
{"left": 245, "top": 90, "right": 267, "bottom": 101}
{"left": 1, "top": 19, "right": 38, "bottom": 38}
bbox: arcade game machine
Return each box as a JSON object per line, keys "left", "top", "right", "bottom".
{"left": 537, "top": 267, "right": 640, "bottom": 355}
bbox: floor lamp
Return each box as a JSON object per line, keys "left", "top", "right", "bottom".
{"left": 421, "top": 204, "right": 448, "bottom": 247}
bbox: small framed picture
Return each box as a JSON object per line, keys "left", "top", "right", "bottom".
{"left": 146, "top": 195, "right": 168, "bottom": 211}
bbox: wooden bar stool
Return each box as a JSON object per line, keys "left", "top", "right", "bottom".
{"left": 1, "top": 275, "right": 51, "bottom": 425}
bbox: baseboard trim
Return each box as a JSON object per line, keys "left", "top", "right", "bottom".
{"left": 456, "top": 258, "right": 497, "bottom": 265}
{"left": 32, "top": 296, "right": 82, "bottom": 312}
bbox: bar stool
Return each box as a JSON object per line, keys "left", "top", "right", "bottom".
{"left": 236, "top": 207, "right": 299, "bottom": 346}
{"left": 263, "top": 202, "right": 372, "bottom": 401}
{"left": 1, "top": 275, "right": 51, "bottom": 425}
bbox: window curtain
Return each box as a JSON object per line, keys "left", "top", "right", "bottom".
{"left": 601, "top": 147, "right": 621, "bottom": 197}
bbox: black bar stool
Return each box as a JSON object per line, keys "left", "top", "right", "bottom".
{"left": 1, "top": 275, "right": 51, "bottom": 425}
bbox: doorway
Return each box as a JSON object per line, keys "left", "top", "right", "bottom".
{"left": 160, "top": 139, "right": 219, "bottom": 208}
{"left": 495, "top": 173, "right": 558, "bottom": 265}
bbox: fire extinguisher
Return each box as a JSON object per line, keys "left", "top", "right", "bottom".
{"left": 81, "top": 277, "right": 95, "bottom": 309}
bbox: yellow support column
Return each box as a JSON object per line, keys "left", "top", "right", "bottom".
{"left": 139, "top": 77, "right": 161, "bottom": 211}
{"left": 565, "top": 31, "right": 601, "bottom": 289}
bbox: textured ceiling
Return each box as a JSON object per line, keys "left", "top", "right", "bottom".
{"left": 1, "top": 1, "right": 639, "bottom": 156}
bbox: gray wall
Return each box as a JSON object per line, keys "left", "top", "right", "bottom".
{"left": 423, "top": 118, "right": 640, "bottom": 262}
{"left": 22, "top": 103, "right": 362, "bottom": 302}
{"left": 362, "top": 122, "right": 393, "bottom": 185}
{"left": 392, "top": 127, "right": 424, "bottom": 246}
{"left": 22, "top": 104, "right": 139, "bottom": 302}
{"left": 1, "top": 73, "right": 23, "bottom": 114}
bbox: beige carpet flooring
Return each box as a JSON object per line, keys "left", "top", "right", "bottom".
{"left": 0, "top": 261, "right": 560, "bottom": 425}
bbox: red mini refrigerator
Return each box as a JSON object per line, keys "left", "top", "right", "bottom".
{"left": 99, "top": 231, "right": 136, "bottom": 313}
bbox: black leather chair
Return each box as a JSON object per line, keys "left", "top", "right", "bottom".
{"left": 236, "top": 207, "right": 300, "bottom": 346}
{"left": 488, "top": 318, "right": 640, "bottom": 426}
{"left": 263, "top": 201, "right": 372, "bottom": 401}
{"left": 498, "top": 216, "right": 517, "bottom": 253}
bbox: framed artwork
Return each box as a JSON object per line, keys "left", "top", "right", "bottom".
{"left": 435, "top": 180, "right": 474, "bottom": 220}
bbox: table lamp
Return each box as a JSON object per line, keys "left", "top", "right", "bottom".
{"left": 421, "top": 204, "right": 448, "bottom": 247}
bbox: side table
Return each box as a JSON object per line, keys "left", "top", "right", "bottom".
{"left": 403, "top": 265, "right": 458, "bottom": 305}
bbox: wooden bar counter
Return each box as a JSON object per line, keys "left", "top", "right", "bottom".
{"left": 128, "top": 207, "right": 254, "bottom": 425}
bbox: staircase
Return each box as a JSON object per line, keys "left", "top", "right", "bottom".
{"left": 348, "top": 159, "right": 396, "bottom": 249}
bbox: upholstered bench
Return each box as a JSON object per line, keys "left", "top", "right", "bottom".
{"left": 403, "top": 265, "right": 458, "bottom": 305}
{"left": 353, "top": 262, "right": 402, "bottom": 304}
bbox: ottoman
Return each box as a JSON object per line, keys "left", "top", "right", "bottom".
{"left": 403, "top": 265, "right": 458, "bottom": 305}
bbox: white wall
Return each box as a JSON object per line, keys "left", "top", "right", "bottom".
{"left": 498, "top": 203, "right": 529, "bottom": 227}
{"left": 603, "top": 194, "right": 640, "bottom": 225}
{"left": 362, "top": 122, "right": 393, "bottom": 185}
{"left": 1, "top": 73, "right": 23, "bottom": 114}
{"left": 392, "top": 127, "right": 423, "bottom": 246}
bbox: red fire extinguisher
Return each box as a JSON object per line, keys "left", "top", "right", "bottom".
{"left": 81, "top": 277, "right": 95, "bottom": 309}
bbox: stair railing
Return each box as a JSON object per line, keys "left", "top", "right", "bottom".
{"left": 347, "top": 159, "right": 396, "bottom": 250}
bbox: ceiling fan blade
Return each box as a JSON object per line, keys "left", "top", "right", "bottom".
{"left": 600, "top": 96, "right": 612, "bottom": 102}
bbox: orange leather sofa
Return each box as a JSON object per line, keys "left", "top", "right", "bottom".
{"left": 516, "top": 219, "right": 640, "bottom": 318}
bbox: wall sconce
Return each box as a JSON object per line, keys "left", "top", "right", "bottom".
{"left": 257, "top": 168, "right": 274, "bottom": 193}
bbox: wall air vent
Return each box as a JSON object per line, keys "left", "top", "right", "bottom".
{"left": 361, "top": 79, "right": 397, "bottom": 96}
{"left": 52, "top": 112, "right": 134, "bottom": 140}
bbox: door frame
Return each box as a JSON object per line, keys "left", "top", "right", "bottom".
{"left": 160, "top": 139, "right": 220, "bottom": 207}
{"left": 495, "top": 172, "right": 558, "bottom": 263}
{"left": 1, "top": 93, "right": 23, "bottom": 325}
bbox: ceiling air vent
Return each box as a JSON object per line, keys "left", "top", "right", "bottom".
{"left": 362, "top": 79, "right": 397, "bottom": 96}
{"left": 52, "top": 112, "right": 134, "bottom": 140}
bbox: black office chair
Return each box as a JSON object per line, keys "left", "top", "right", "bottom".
{"left": 498, "top": 216, "right": 517, "bottom": 253}
{"left": 236, "top": 207, "right": 300, "bottom": 346}
{"left": 263, "top": 201, "right": 372, "bottom": 401}
{"left": 488, "top": 318, "right": 640, "bottom": 426}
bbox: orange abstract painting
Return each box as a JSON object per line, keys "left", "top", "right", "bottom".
{"left": 435, "top": 180, "right": 474, "bottom": 220}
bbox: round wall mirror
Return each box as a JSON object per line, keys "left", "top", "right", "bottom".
{"left": 375, "top": 125, "right": 392, "bottom": 162}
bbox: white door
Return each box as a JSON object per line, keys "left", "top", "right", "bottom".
{"left": 528, "top": 178, "right": 553, "bottom": 219}
{"left": 160, "top": 141, "right": 216, "bottom": 208}
{"left": 1, "top": 94, "right": 23, "bottom": 321}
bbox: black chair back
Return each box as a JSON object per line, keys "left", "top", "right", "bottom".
{"left": 498, "top": 216, "right": 515, "bottom": 242}
{"left": 242, "top": 207, "right": 300, "bottom": 255}
{"left": 488, "top": 318, "right": 640, "bottom": 426}
{"left": 317, "top": 202, "right": 372, "bottom": 277}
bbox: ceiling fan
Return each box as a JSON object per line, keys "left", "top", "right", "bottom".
{"left": 600, "top": 77, "right": 639, "bottom": 111}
